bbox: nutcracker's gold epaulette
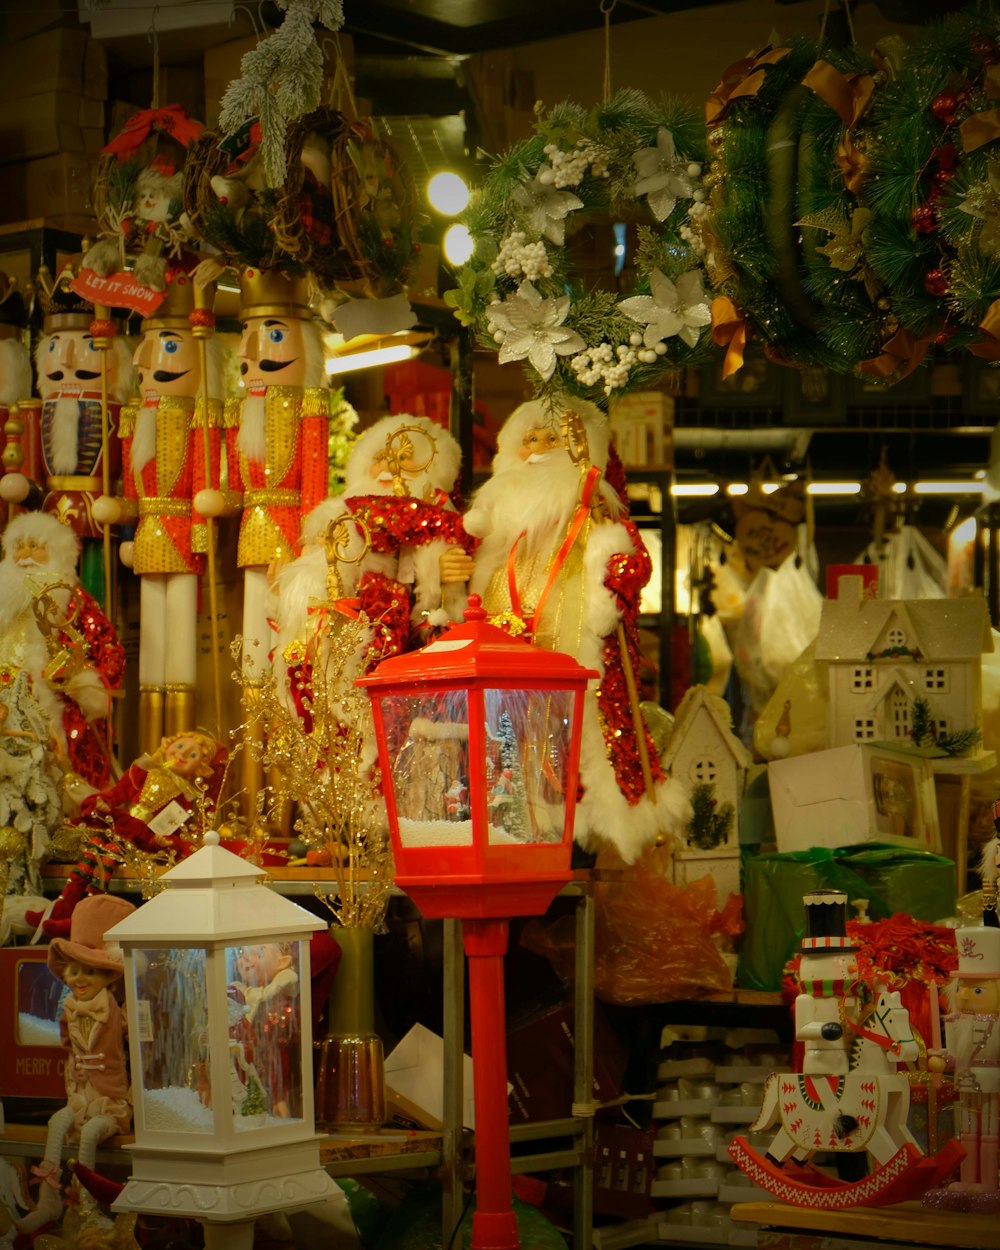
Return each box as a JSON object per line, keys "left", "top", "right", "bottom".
{"left": 118, "top": 405, "right": 139, "bottom": 438}
{"left": 301, "top": 387, "right": 333, "bottom": 418}
{"left": 221, "top": 396, "right": 241, "bottom": 428}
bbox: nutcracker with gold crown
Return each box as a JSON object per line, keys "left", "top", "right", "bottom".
{"left": 0, "top": 262, "right": 135, "bottom": 606}
{"left": 92, "top": 267, "right": 233, "bottom": 754}
{"left": 228, "top": 267, "right": 331, "bottom": 810}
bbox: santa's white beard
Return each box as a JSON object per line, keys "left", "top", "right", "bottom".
{"left": 0, "top": 562, "right": 74, "bottom": 735}
{"left": 237, "top": 393, "right": 266, "bottom": 463}
{"left": 47, "top": 396, "right": 82, "bottom": 474}
{"left": 131, "top": 405, "right": 156, "bottom": 476}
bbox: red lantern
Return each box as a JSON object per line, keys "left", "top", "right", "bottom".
{"left": 358, "top": 595, "right": 596, "bottom": 1250}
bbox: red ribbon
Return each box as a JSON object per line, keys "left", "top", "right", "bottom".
{"left": 103, "top": 105, "right": 204, "bottom": 162}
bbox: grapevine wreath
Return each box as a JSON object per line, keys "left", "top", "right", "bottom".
{"left": 445, "top": 89, "right": 715, "bottom": 404}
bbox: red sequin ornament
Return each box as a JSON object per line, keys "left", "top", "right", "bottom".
{"left": 911, "top": 204, "right": 937, "bottom": 235}
{"left": 189, "top": 308, "right": 215, "bottom": 329}
{"left": 930, "top": 91, "right": 958, "bottom": 126}
{"left": 89, "top": 318, "right": 117, "bottom": 340}
{"left": 923, "top": 267, "right": 949, "bottom": 297}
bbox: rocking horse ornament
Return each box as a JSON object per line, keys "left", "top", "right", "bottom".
{"left": 730, "top": 890, "right": 963, "bottom": 1208}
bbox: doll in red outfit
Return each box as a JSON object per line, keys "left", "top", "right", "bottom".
{"left": 31, "top": 732, "right": 227, "bottom": 939}
{"left": 17, "top": 894, "right": 136, "bottom": 1235}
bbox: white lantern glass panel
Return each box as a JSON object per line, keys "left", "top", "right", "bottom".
{"left": 131, "top": 947, "right": 212, "bottom": 1133}
{"left": 386, "top": 689, "right": 473, "bottom": 847}
{"left": 483, "top": 687, "right": 572, "bottom": 845}
{"left": 224, "top": 940, "right": 305, "bottom": 1128}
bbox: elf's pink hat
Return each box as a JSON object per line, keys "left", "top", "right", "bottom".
{"left": 48, "top": 895, "right": 136, "bottom": 981}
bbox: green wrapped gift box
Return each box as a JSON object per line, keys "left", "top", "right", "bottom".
{"left": 737, "top": 843, "right": 956, "bottom": 991}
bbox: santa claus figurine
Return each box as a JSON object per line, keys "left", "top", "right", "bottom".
{"left": 0, "top": 512, "right": 124, "bottom": 788}
{"left": 29, "top": 731, "right": 227, "bottom": 941}
{"left": 0, "top": 265, "right": 135, "bottom": 602}
{"left": 446, "top": 398, "right": 689, "bottom": 864}
{"left": 270, "top": 412, "right": 468, "bottom": 727}
{"left": 93, "top": 270, "right": 231, "bottom": 752}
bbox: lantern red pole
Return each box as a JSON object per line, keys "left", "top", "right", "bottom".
{"left": 463, "top": 917, "right": 519, "bottom": 1250}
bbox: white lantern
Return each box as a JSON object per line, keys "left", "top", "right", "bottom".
{"left": 105, "top": 831, "right": 338, "bottom": 1250}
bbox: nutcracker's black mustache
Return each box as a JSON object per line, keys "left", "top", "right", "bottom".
{"left": 46, "top": 369, "right": 102, "bottom": 382}
{"left": 152, "top": 369, "right": 191, "bottom": 383}
{"left": 241, "top": 357, "right": 296, "bottom": 374}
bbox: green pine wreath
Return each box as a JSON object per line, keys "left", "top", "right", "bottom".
{"left": 444, "top": 89, "right": 714, "bottom": 405}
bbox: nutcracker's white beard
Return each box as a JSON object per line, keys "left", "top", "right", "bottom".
{"left": 131, "top": 404, "right": 156, "bottom": 476}
{"left": 47, "top": 396, "right": 83, "bottom": 474}
{"left": 236, "top": 393, "right": 266, "bottom": 463}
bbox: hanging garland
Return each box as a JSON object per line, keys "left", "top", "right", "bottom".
{"left": 444, "top": 89, "right": 714, "bottom": 404}
{"left": 699, "top": 34, "right": 899, "bottom": 377}
{"left": 857, "top": 5, "right": 1000, "bottom": 361}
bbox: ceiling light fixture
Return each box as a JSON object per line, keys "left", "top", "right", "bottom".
{"left": 326, "top": 343, "right": 420, "bottom": 376}
{"left": 427, "top": 171, "right": 470, "bottom": 215}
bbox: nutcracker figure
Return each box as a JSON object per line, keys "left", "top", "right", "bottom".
{"left": 0, "top": 264, "right": 135, "bottom": 603}
{"left": 927, "top": 926, "right": 1000, "bottom": 1211}
{"left": 0, "top": 274, "right": 32, "bottom": 506}
{"left": 93, "top": 271, "right": 231, "bottom": 752}
{"left": 229, "top": 268, "right": 330, "bottom": 808}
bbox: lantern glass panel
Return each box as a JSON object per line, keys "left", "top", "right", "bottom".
{"left": 385, "top": 689, "right": 473, "bottom": 847}
{"left": 131, "top": 947, "right": 211, "bottom": 1132}
{"left": 225, "top": 941, "right": 305, "bottom": 1128}
{"left": 484, "top": 688, "right": 573, "bottom": 844}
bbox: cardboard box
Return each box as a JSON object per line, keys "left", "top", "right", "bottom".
{"left": 0, "top": 151, "right": 96, "bottom": 225}
{"left": 383, "top": 1022, "right": 477, "bottom": 1130}
{"left": 768, "top": 742, "right": 940, "bottom": 854}
{"left": 0, "top": 27, "right": 107, "bottom": 103}
{"left": 506, "top": 998, "right": 627, "bottom": 1123}
{"left": 609, "top": 391, "right": 674, "bottom": 468}
{"left": 0, "top": 92, "right": 105, "bottom": 164}
{"left": 2, "top": 0, "right": 68, "bottom": 43}
{"left": 0, "top": 946, "right": 67, "bottom": 1100}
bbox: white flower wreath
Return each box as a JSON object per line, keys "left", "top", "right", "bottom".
{"left": 444, "top": 89, "right": 713, "bottom": 402}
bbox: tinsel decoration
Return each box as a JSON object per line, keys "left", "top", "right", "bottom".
{"left": 445, "top": 89, "right": 714, "bottom": 405}
{"left": 218, "top": 0, "right": 346, "bottom": 188}
{"left": 230, "top": 611, "right": 394, "bottom": 932}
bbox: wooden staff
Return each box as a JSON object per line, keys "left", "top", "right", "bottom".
{"left": 191, "top": 283, "right": 223, "bottom": 739}
{"left": 89, "top": 303, "right": 115, "bottom": 618}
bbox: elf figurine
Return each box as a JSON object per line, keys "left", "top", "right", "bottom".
{"left": 16, "top": 894, "right": 136, "bottom": 1236}
{"left": 0, "top": 264, "right": 135, "bottom": 601}
{"left": 927, "top": 926, "right": 1000, "bottom": 1211}
{"left": 30, "top": 732, "right": 227, "bottom": 940}
{"left": 93, "top": 270, "right": 231, "bottom": 752}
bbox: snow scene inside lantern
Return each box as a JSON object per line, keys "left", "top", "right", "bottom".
{"left": 385, "top": 686, "right": 574, "bottom": 847}
{"left": 128, "top": 941, "right": 304, "bottom": 1134}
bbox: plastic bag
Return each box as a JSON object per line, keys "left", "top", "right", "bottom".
{"left": 751, "top": 640, "right": 828, "bottom": 761}
{"left": 733, "top": 536, "right": 823, "bottom": 716}
{"left": 522, "top": 846, "right": 732, "bottom": 1004}
{"left": 853, "top": 526, "right": 947, "bottom": 599}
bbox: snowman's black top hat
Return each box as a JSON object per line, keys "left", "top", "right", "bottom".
{"left": 801, "top": 889, "right": 859, "bottom": 953}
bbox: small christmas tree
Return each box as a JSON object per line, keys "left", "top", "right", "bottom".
{"left": 910, "top": 696, "right": 982, "bottom": 756}
{"left": 685, "top": 782, "right": 734, "bottom": 851}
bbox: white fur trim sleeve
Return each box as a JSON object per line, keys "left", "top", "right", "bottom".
{"left": 582, "top": 521, "right": 634, "bottom": 641}
{"left": 64, "top": 669, "right": 112, "bottom": 721}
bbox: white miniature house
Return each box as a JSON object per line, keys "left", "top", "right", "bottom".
{"left": 661, "top": 684, "right": 751, "bottom": 901}
{"left": 815, "top": 584, "right": 992, "bottom": 753}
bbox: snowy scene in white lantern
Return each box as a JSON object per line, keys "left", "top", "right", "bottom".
{"left": 105, "top": 830, "right": 338, "bottom": 1246}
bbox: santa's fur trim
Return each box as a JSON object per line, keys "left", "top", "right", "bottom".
{"left": 301, "top": 496, "right": 351, "bottom": 547}
{"left": 2, "top": 511, "right": 80, "bottom": 569}
{"left": 408, "top": 539, "right": 447, "bottom": 623}
{"left": 0, "top": 338, "right": 31, "bottom": 406}
{"left": 65, "top": 668, "right": 111, "bottom": 721}
{"left": 581, "top": 521, "right": 635, "bottom": 641}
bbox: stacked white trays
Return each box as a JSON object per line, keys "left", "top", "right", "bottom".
{"left": 651, "top": 1026, "right": 790, "bottom": 1246}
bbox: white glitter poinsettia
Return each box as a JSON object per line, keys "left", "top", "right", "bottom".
{"left": 619, "top": 268, "right": 711, "bottom": 349}
{"left": 512, "top": 167, "right": 584, "bottom": 245}
{"left": 631, "top": 128, "right": 693, "bottom": 222}
{"left": 486, "top": 281, "right": 586, "bottom": 381}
